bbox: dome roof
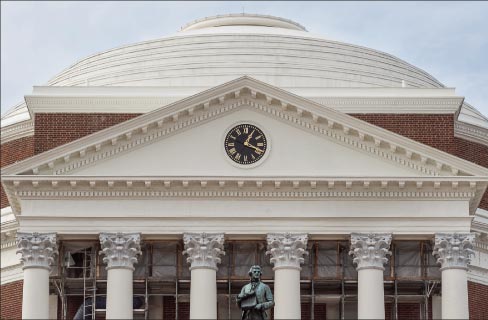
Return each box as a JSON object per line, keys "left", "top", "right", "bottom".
{"left": 45, "top": 14, "right": 444, "bottom": 89}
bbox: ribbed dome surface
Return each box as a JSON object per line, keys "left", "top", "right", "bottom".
{"left": 46, "top": 14, "right": 444, "bottom": 89}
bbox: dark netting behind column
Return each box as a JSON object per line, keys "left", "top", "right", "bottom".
{"left": 395, "top": 241, "right": 421, "bottom": 278}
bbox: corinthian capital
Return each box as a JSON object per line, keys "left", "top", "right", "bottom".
{"left": 16, "top": 232, "right": 58, "bottom": 270}
{"left": 266, "top": 233, "right": 308, "bottom": 270}
{"left": 433, "top": 233, "right": 475, "bottom": 270}
{"left": 99, "top": 233, "right": 141, "bottom": 270}
{"left": 183, "top": 233, "right": 225, "bottom": 271}
{"left": 349, "top": 233, "right": 392, "bottom": 271}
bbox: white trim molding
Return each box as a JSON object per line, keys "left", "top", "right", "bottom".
{"left": 454, "top": 120, "right": 488, "bottom": 147}
{"left": 2, "top": 77, "right": 487, "bottom": 178}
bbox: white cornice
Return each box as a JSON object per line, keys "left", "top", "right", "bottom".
{"left": 454, "top": 120, "right": 488, "bottom": 147}
{"left": 0, "top": 120, "right": 34, "bottom": 144}
{"left": 2, "top": 77, "right": 487, "bottom": 179}
{"left": 2, "top": 175, "right": 487, "bottom": 216}
{"left": 24, "top": 85, "right": 461, "bottom": 115}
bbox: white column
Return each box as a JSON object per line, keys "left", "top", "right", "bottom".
{"left": 267, "top": 233, "right": 308, "bottom": 320}
{"left": 349, "top": 233, "right": 392, "bottom": 320}
{"left": 432, "top": 295, "right": 442, "bottom": 320}
{"left": 16, "top": 232, "right": 58, "bottom": 320}
{"left": 183, "top": 232, "right": 225, "bottom": 320}
{"left": 100, "top": 232, "right": 141, "bottom": 320}
{"left": 433, "top": 233, "right": 474, "bottom": 320}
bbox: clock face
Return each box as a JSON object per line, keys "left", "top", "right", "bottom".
{"left": 224, "top": 124, "right": 268, "bottom": 165}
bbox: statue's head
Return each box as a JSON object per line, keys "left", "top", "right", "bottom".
{"left": 248, "top": 265, "right": 262, "bottom": 280}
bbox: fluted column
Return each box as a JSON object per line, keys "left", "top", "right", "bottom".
{"left": 267, "top": 233, "right": 308, "bottom": 319}
{"left": 99, "top": 232, "right": 141, "bottom": 319}
{"left": 183, "top": 232, "right": 225, "bottom": 320}
{"left": 433, "top": 233, "right": 474, "bottom": 320}
{"left": 16, "top": 232, "right": 58, "bottom": 320}
{"left": 349, "top": 233, "right": 392, "bottom": 320}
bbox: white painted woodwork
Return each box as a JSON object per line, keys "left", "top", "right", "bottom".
{"left": 441, "top": 269, "right": 469, "bottom": 319}
{"left": 74, "top": 109, "right": 419, "bottom": 177}
{"left": 17, "top": 199, "right": 471, "bottom": 236}
{"left": 273, "top": 268, "right": 301, "bottom": 319}
{"left": 22, "top": 268, "right": 50, "bottom": 319}
{"left": 358, "top": 269, "right": 385, "bottom": 319}
{"left": 106, "top": 268, "right": 134, "bottom": 319}
{"left": 190, "top": 268, "right": 218, "bottom": 319}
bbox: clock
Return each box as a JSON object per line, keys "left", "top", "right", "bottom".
{"left": 224, "top": 123, "right": 268, "bottom": 165}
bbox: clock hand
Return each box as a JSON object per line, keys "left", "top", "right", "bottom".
{"left": 244, "top": 141, "right": 264, "bottom": 153}
{"left": 245, "top": 130, "right": 255, "bottom": 144}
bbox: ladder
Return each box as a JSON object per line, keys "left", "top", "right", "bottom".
{"left": 82, "top": 248, "right": 97, "bottom": 320}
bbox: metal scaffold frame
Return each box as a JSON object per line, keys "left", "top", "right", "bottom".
{"left": 49, "top": 239, "right": 441, "bottom": 320}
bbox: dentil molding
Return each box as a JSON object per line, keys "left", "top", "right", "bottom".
{"left": 266, "top": 233, "right": 308, "bottom": 270}
{"left": 16, "top": 232, "right": 58, "bottom": 270}
{"left": 433, "top": 233, "right": 475, "bottom": 271}
{"left": 99, "top": 232, "right": 142, "bottom": 270}
{"left": 183, "top": 232, "right": 225, "bottom": 271}
{"left": 349, "top": 233, "right": 392, "bottom": 271}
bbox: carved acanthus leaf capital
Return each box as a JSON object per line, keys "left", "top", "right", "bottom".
{"left": 349, "top": 233, "right": 392, "bottom": 271}
{"left": 16, "top": 232, "right": 58, "bottom": 270}
{"left": 99, "top": 233, "right": 141, "bottom": 270}
{"left": 183, "top": 233, "right": 225, "bottom": 271}
{"left": 433, "top": 233, "right": 475, "bottom": 270}
{"left": 266, "top": 233, "right": 308, "bottom": 270}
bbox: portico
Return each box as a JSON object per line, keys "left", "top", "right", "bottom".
{"left": 3, "top": 77, "right": 487, "bottom": 319}
{"left": 15, "top": 230, "right": 475, "bottom": 319}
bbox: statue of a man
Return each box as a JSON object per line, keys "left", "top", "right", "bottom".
{"left": 237, "top": 265, "right": 275, "bottom": 320}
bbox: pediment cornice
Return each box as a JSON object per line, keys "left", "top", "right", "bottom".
{"left": 2, "top": 77, "right": 487, "bottom": 179}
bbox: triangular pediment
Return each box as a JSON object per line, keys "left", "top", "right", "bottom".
{"left": 2, "top": 77, "right": 487, "bottom": 178}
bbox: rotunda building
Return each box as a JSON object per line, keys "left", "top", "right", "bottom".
{"left": 1, "top": 14, "right": 487, "bottom": 320}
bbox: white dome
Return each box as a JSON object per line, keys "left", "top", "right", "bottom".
{"left": 46, "top": 14, "right": 444, "bottom": 89}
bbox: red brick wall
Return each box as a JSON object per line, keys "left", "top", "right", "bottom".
{"left": 468, "top": 281, "right": 488, "bottom": 319}
{"left": 1, "top": 136, "right": 35, "bottom": 209}
{"left": 351, "top": 114, "right": 488, "bottom": 210}
{"left": 0, "top": 280, "right": 23, "bottom": 320}
{"left": 34, "top": 113, "right": 140, "bottom": 155}
{"left": 350, "top": 114, "right": 455, "bottom": 154}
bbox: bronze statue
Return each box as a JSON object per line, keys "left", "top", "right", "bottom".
{"left": 237, "top": 265, "right": 275, "bottom": 320}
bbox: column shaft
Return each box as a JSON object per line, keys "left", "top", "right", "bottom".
{"left": 357, "top": 269, "right": 384, "bottom": 319}
{"left": 433, "top": 233, "right": 474, "bottom": 320}
{"left": 100, "top": 232, "right": 141, "bottom": 320}
{"left": 190, "top": 268, "right": 217, "bottom": 319}
{"left": 183, "top": 232, "right": 225, "bottom": 320}
{"left": 273, "top": 268, "right": 301, "bottom": 319}
{"left": 22, "top": 268, "right": 50, "bottom": 319}
{"left": 106, "top": 269, "right": 134, "bottom": 319}
{"left": 267, "top": 233, "right": 308, "bottom": 320}
{"left": 349, "top": 233, "right": 392, "bottom": 320}
{"left": 441, "top": 269, "right": 469, "bottom": 319}
{"left": 17, "top": 232, "right": 57, "bottom": 320}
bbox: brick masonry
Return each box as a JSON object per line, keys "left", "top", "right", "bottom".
{"left": 468, "top": 281, "right": 488, "bottom": 319}
{"left": 33, "top": 113, "right": 141, "bottom": 155}
{"left": 0, "top": 280, "right": 23, "bottom": 320}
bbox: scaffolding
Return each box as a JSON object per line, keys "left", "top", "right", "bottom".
{"left": 49, "top": 239, "right": 441, "bottom": 320}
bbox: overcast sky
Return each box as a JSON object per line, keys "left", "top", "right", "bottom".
{"left": 2, "top": 1, "right": 487, "bottom": 117}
